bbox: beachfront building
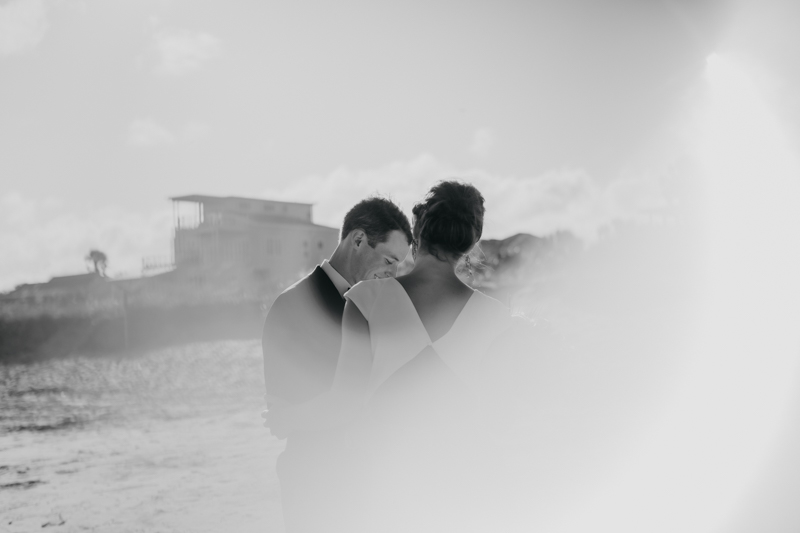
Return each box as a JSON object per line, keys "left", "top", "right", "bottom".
{"left": 0, "top": 194, "right": 340, "bottom": 326}
{"left": 167, "top": 195, "right": 339, "bottom": 293}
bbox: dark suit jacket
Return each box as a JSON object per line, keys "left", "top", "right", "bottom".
{"left": 262, "top": 266, "right": 346, "bottom": 404}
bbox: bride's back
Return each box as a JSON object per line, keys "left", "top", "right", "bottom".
{"left": 397, "top": 180, "right": 485, "bottom": 341}
{"left": 395, "top": 268, "right": 473, "bottom": 343}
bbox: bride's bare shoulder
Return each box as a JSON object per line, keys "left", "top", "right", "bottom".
{"left": 471, "top": 288, "right": 511, "bottom": 313}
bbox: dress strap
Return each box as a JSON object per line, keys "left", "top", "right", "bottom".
{"left": 344, "top": 279, "right": 384, "bottom": 320}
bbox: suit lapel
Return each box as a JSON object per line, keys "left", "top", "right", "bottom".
{"left": 310, "top": 266, "right": 346, "bottom": 322}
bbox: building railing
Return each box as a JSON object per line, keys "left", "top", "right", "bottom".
{"left": 176, "top": 216, "right": 203, "bottom": 230}
{"left": 142, "top": 257, "right": 175, "bottom": 276}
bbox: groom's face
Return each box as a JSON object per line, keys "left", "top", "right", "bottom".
{"left": 352, "top": 229, "right": 410, "bottom": 281}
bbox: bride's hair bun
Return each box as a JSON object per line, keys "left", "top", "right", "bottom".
{"left": 412, "top": 180, "right": 485, "bottom": 258}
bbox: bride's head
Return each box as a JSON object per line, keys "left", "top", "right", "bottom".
{"left": 412, "top": 180, "right": 484, "bottom": 263}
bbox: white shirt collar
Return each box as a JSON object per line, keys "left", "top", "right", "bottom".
{"left": 320, "top": 259, "right": 351, "bottom": 298}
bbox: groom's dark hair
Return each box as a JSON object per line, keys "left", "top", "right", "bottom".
{"left": 341, "top": 197, "right": 413, "bottom": 248}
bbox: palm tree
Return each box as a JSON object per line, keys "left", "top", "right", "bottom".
{"left": 85, "top": 250, "right": 108, "bottom": 276}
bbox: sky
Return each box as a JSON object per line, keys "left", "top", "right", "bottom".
{"left": 1, "top": 0, "right": 798, "bottom": 288}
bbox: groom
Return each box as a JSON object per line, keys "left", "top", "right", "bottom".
{"left": 262, "top": 196, "right": 412, "bottom": 533}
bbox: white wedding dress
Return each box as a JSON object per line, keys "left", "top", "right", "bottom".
{"left": 343, "top": 277, "right": 514, "bottom": 532}
{"left": 346, "top": 277, "right": 512, "bottom": 398}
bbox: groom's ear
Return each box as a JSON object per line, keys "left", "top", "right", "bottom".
{"left": 352, "top": 229, "right": 366, "bottom": 249}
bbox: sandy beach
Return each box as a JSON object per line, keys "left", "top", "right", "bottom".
{"left": 0, "top": 341, "right": 287, "bottom": 533}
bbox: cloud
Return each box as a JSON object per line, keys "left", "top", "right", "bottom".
{"left": 181, "top": 121, "right": 212, "bottom": 142}
{"left": 152, "top": 25, "right": 220, "bottom": 75}
{"left": 0, "top": 0, "right": 48, "bottom": 56}
{"left": 471, "top": 128, "right": 496, "bottom": 157}
{"left": 263, "top": 154, "right": 669, "bottom": 241}
{"left": 0, "top": 157, "right": 668, "bottom": 291}
{"left": 128, "top": 117, "right": 175, "bottom": 146}
{"left": 0, "top": 193, "right": 173, "bottom": 292}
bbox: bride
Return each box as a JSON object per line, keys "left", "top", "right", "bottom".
{"left": 264, "top": 180, "right": 515, "bottom": 532}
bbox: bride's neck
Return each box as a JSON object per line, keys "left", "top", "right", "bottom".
{"left": 408, "top": 251, "right": 460, "bottom": 282}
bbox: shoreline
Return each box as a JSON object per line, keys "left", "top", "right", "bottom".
{"left": 1, "top": 406, "right": 285, "bottom": 532}
{"left": 0, "top": 340, "right": 286, "bottom": 533}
